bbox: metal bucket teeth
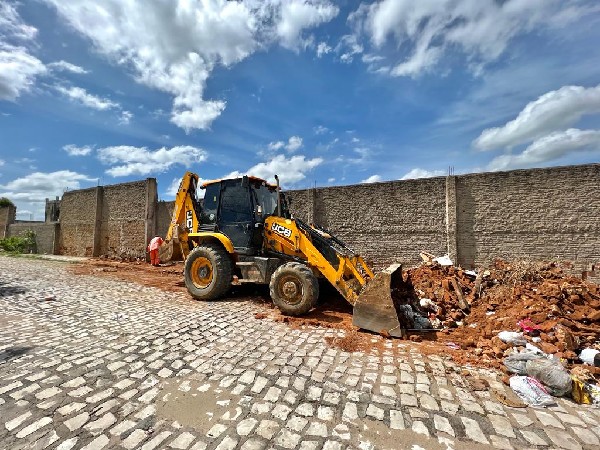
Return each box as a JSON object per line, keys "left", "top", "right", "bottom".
{"left": 352, "top": 263, "right": 405, "bottom": 338}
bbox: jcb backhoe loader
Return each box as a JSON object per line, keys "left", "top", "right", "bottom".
{"left": 159, "top": 171, "right": 406, "bottom": 337}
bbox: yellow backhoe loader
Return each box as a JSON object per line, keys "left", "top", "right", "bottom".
{"left": 159, "top": 171, "right": 406, "bottom": 337}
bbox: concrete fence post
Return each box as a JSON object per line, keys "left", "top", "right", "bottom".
{"left": 445, "top": 175, "right": 458, "bottom": 263}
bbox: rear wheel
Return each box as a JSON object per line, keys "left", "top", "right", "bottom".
{"left": 184, "top": 243, "right": 232, "bottom": 300}
{"left": 270, "top": 262, "right": 319, "bottom": 316}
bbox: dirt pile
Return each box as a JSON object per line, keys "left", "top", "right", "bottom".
{"left": 404, "top": 259, "right": 600, "bottom": 377}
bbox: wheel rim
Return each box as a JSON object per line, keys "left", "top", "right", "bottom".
{"left": 277, "top": 275, "right": 303, "bottom": 305}
{"left": 190, "top": 256, "right": 213, "bottom": 289}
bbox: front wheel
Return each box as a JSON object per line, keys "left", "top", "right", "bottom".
{"left": 184, "top": 244, "right": 232, "bottom": 300}
{"left": 269, "top": 262, "right": 319, "bottom": 316}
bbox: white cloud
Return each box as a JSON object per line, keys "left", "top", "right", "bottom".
{"left": 361, "top": 174, "right": 382, "bottom": 183}
{"left": 316, "top": 42, "right": 332, "bottom": 57}
{"left": 226, "top": 154, "right": 323, "bottom": 185}
{"left": 487, "top": 128, "right": 600, "bottom": 171}
{"left": 166, "top": 177, "right": 181, "bottom": 197}
{"left": 43, "top": 0, "right": 338, "bottom": 131}
{"left": 276, "top": 1, "right": 339, "bottom": 50}
{"left": 0, "top": 3, "right": 46, "bottom": 101}
{"left": 119, "top": 110, "right": 133, "bottom": 125}
{"left": 268, "top": 136, "right": 303, "bottom": 152}
{"left": 98, "top": 145, "right": 207, "bottom": 177}
{"left": 268, "top": 141, "right": 285, "bottom": 151}
{"left": 48, "top": 60, "right": 89, "bottom": 74}
{"left": 0, "top": 159, "right": 4, "bottom": 166}
{"left": 63, "top": 144, "right": 93, "bottom": 156}
{"left": 327, "top": 177, "right": 335, "bottom": 183}
{"left": 286, "top": 136, "right": 303, "bottom": 152}
{"left": 55, "top": 85, "right": 119, "bottom": 111}
{"left": 0, "top": 45, "right": 46, "bottom": 101}
{"left": 401, "top": 168, "right": 446, "bottom": 180}
{"left": 0, "top": 2, "right": 38, "bottom": 41}
{"left": 314, "top": 125, "right": 329, "bottom": 135}
{"left": 0, "top": 170, "right": 97, "bottom": 219}
{"left": 336, "top": 34, "right": 363, "bottom": 63}
{"left": 474, "top": 84, "right": 600, "bottom": 150}
{"left": 349, "top": 0, "right": 592, "bottom": 78}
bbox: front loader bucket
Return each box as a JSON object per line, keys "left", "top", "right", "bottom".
{"left": 352, "top": 263, "right": 405, "bottom": 338}
{"left": 158, "top": 239, "right": 183, "bottom": 263}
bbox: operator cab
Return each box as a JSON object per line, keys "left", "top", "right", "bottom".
{"left": 199, "top": 176, "right": 289, "bottom": 255}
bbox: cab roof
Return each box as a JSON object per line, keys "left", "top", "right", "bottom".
{"left": 200, "top": 176, "right": 277, "bottom": 189}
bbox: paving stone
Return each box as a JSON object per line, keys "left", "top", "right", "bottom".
{"left": 56, "top": 437, "right": 78, "bottom": 450}
{"left": 170, "top": 431, "right": 196, "bottom": 449}
{"left": 490, "top": 435, "right": 514, "bottom": 450}
{"left": 237, "top": 418, "right": 258, "bottom": 436}
{"left": 306, "top": 421, "right": 328, "bottom": 437}
{"left": 64, "top": 412, "right": 90, "bottom": 431}
{"left": 544, "top": 429, "right": 582, "bottom": 450}
{"left": 461, "top": 417, "right": 489, "bottom": 445}
{"left": 81, "top": 435, "right": 110, "bottom": 450}
{"left": 256, "top": 419, "right": 280, "bottom": 439}
{"left": 390, "top": 410, "right": 405, "bottom": 430}
{"left": 240, "top": 438, "right": 265, "bottom": 450}
{"left": 520, "top": 429, "right": 548, "bottom": 446}
{"left": 274, "top": 429, "right": 302, "bottom": 449}
{"left": 535, "top": 410, "right": 565, "bottom": 429}
{"left": 84, "top": 413, "right": 117, "bottom": 434}
{"left": 366, "top": 404, "right": 384, "bottom": 420}
{"left": 109, "top": 419, "right": 136, "bottom": 436}
{"left": 411, "top": 420, "right": 430, "bottom": 437}
{"left": 572, "top": 426, "right": 599, "bottom": 446}
{"left": 15, "top": 415, "right": 52, "bottom": 438}
{"left": 433, "top": 414, "right": 454, "bottom": 437}
{"left": 123, "top": 429, "right": 149, "bottom": 449}
{"left": 488, "top": 414, "right": 515, "bottom": 438}
{"left": 206, "top": 423, "right": 228, "bottom": 439}
{"left": 5, "top": 411, "right": 32, "bottom": 431}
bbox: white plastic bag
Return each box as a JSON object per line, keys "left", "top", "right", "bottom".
{"left": 580, "top": 348, "right": 600, "bottom": 366}
{"left": 525, "top": 358, "right": 572, "bottom": 397}
{"left": 509, "top": 376, "right": 555, "bottom": 407}
{"left": 498, "top": 331, "right": 527, "bottom": 346}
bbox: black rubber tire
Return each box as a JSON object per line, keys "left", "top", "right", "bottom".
{"left": 184, "top": 243, "right": 232, "bottom": 300}
{"left": 269, "top": 262, "right": 319, "bottom": 316}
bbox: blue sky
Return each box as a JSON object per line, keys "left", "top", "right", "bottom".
{"left": 1, "top": 0, "right": 599, "bottom": 219}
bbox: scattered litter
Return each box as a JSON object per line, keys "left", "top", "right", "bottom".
{"left": 517, "top": 318, "right": 539, "bottom": 334}
{"left": 579, "top": 348, "right": 600, "bottom": 367}
{"left": 509, "top": 376, "right": 555, "bottom": 407}
{"left": 112, "top": 312, "right": 129, "bottom": 321}
{"left": 504, "top": 352, "right": 541, "bottom": 375}
{"left": 446, "top": 342, "right": 460, "bottom": 350}
{"left": 498, "top": 331, "right": 527, "bottom": 346}
{"left": 525, "top": 358, "right": 572, "bottom": 397}
{"left": 433, "top": 255, "right": 453, "bottom": 266}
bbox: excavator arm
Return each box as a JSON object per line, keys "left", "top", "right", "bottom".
{"left": 264, "top": 216, "right": 405, "bottom": 337}
{"left": 159, "top": 172, "right": 202, "bottom": 262}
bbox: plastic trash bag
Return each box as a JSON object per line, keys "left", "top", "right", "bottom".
{"left": 525, "top": 358, "right": 572, "bottom": 397}
{"left": 498, "top": 331, "right": 527, "bottom": 346}
{"left": 504, "top": 352, "right": 541, "bottom": 375}
{"left": 509, "top": 376, "right": 555, "bottom": 407}
{"left": 579, "top": 348, "right": 600, "bottom": 366}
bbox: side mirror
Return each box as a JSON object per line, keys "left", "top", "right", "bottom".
{"left": 256, "top": 205, "right": 263, "bottom": 216}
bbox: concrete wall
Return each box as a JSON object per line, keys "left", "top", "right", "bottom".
{"left": 289, "top": 164, "right": 600, "bottom": 272}
{"left": 0, "top": 205, "right": 16, "bottom": 239}
{"left": 156, "top": 201, "right": 175, "bottom": 239}
{"left": 59, "top": 179, "right": 157, "bottom": 257}
{"left": 453, "top": 165, "right": 600, "bottom": 270}
{"left": 287, "top": 178, "right": 448, "bottom": 271}
{"left": 8, "top": 222, "right": 60, "bottom": 254}
{"left": 59, "top": 187, "right": 99, "bottom": 256}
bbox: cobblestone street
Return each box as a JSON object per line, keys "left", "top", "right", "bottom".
{"left": 1, "top": 256, "right": 599, "bottom": 450}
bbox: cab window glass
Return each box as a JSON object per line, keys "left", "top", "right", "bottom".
{"left": 220, "top": 184, "right": 253, "bottom": 223}
{"left": 201, "top": 184, "right": 219, "bottom": 224}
